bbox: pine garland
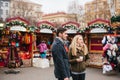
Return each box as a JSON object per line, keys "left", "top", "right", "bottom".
{"left": 39, "top": 24, "right": 55, "bottom": 31}
{"left": 111, "top": 15, "right": 120, "bottom": 28}
{"left": 28, "top": 25, "right": 38, "bottom": 32}
{"left": 78, "top": 23, "right": 114, "bottom": 33}
{"left": 63, "top": 25, "right": 78, "bottom": 30}
{"left": 111, "top": 15, "right": 120, "bottom": 23}
{"left": 6, "top": 21, "right": 27, "bottom": 28}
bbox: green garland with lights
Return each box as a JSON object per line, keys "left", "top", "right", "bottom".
{"left": 28, "top": 25, "right": 38, "bottom": 32}
{"left": 63, "top": 25, "right": 78, "bottom": 30}
{"left": 6, "top": 21, "right": 27, "bottom": 28}
{"left": 78, "top": 23, "right": 114, "bottom": 33}
{"left": 111, "top": 15, "right": 120, "bottom": 23}
{"left": 39, "top": 24, "right": 55, "bottom": 31}
{"left": 111, "top": 15, "right": 120, "bottom": 28}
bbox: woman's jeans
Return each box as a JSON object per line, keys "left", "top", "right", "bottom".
{"left": 71, "top": 73, "right": 85, "bottom": 80}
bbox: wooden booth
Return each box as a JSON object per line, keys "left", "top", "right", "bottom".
{"left": 84, "top": 19, "right": 111, "bottom": 68}
{"left": 31, "top": 21, "right": 56, "bottom": 67}
{"left": 36, "top": 21, "right": 55, "bottom": 48}
{"left": 0, "top": 20, "right": 6, "bottom": 67}
{"left": 33, "top": 21, "right": 55, "bottom": 58}
{"left": 0, "top": 17, "right": 33, "bottom": 68}
{"left": 62, "top": 21, "right": 80, "bottom": 42}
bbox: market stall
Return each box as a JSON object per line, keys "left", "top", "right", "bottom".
{"left": 0, "top": 21, "right": 6, "bottom": 67}
{"left": 82, "top": 19, "right": 111, "bottom": 68}
{"left": 36, "top": 21, "right": 55, "bottom": 49}
{"left": 62, "top": 21, "right": 80, "bottom": 43}
{"left": 0, "top": 17, "right": 33, "bottom": 68}
{"left": 32, "top": 21, "right": 55, "bottom": 68}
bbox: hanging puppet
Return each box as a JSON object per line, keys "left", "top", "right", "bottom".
{"left": 102, "top": 35, "right": 118, "bottom": 74}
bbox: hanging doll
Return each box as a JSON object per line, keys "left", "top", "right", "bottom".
{"left": 102, "top": 35, "right": 118, "bottom": 74}
{"left": 7, "top": 31, "right": 21, "bottom": 68}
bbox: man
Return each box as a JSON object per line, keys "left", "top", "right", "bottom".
{"left": 51, "top": 27, "right": 70, "bottom": 80}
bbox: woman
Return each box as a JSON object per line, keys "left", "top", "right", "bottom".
{"left": 68, "top": 35, "right": 89, "bottom": 80}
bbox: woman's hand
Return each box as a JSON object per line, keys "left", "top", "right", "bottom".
{"left": 76, "top": 57, "right": 83, "bottom": 62}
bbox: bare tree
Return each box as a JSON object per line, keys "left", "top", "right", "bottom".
{"left": 67, "top": 0, "right": 84, "bottom": 22}
{"left": 53, "top": 21, "right": 61, "bottom": 28}
{"left": 16, "top": 0, "right": 33, "bottom": 17}
{"left": 107, "top": 0, "right": 116, "bottom": 16}
{"left": 10, "top": 0, "right": 34, "bottom": 24}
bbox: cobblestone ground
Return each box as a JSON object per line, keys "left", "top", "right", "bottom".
{"left": 0, "top": 66, "right": 120, "bottom": 80}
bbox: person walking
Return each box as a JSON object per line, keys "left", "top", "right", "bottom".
{"left": 68, "top": 35, "right": 89, "bottom": 80}
{"left": 51, "top": 27, "right": 71, "bottom": 80}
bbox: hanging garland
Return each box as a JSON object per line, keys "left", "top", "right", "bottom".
{"left": 78, "top": 23, "right": 114, "bottom": 33}
{"left": 111, "top": 15, "right": 120, "bottom": 28}
{"left": 63, "top": 25, "right": 78, "bottom": 30}
{"left": 111, "top": 15, "right": 120, "bottom": 23}
{"left": 28, "top": 25, "right": 38, "bottom": 32}
{"left": 39, "top": 24, "right": 55, "bottom": 31}
{"left": 6, "top": 20, "right": 27, "bottom": 28}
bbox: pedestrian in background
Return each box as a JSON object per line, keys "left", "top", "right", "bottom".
{"left": 51, "top": 27, "right": 71, "bottom": 80}
{"left": 37, "top": 40, "right": 48, "bottom": 58}
{"left": 68, "top": 35, "right": 89, "bottom": 80}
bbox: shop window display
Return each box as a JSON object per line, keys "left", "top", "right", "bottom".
{"left": 6, "top": 31, "right": 22, "bottom": 68}
{"left": 4, "top": 31, "right": 21, "bottom": 74}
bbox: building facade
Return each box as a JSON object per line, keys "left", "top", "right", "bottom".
{"left": 114, "top": 0, "right": 120, "bottom": 15}
{"left": 42, "top": 12, "right": 77, "bottom": 27}
{"left": 85, "top": 0, "right": 120, "bottom": 24}
{"left": 67, "top": 0, "right": 86, "bottom": 28}
{"left": 107, "top": 0, "right": 120, "bottom": 16}
{"left": 0, "top": 0, "right": 10, "bottom": 21}
{"left": 85, "top": 0, "right": 111, "bottom": 24}
{"left": 9, "top": 0, "right": 43, "bottom": 25}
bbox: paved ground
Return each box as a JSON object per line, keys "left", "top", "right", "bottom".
{"left": 0, "top": 66, "right": 120, "bottom": 80}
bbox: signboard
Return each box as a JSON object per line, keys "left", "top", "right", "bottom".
{"left": 10, "top": 26, "right": 26, "bottom": 31}
{"left": 90, "top": 28, "right": 107, "bottom": 33}
{"left": 40, "top": 28, "right": 52, "bottom": 34}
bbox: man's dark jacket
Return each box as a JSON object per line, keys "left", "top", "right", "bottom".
{"left": 51, "top": 38, "right": 71, "bottom": 79}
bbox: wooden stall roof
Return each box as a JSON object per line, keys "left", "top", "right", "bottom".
{"left": 88, "top": 18, "right": 110, "bottom": 26}
{"left": 62, "top": 21, "right": 80, "bottom": 28}
{"left": 6, "top": 17, "right": 29, "bottom": 24}
{"left": 37, "top": 21, "right": 54, "bottom": 27}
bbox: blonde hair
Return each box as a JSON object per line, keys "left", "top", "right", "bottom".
{"left": 69, "top": 35, "right": 88, "bottom": 56}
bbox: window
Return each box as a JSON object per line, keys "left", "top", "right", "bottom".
{"left": 6, "top": 10, "right": 8, "bottom": 15}
{"left": 0, "top": 9, "right": 3, "bottom": 15}
{"left": 5, "top": 3, "right": 8, "bottom": 7}
{"left": 0, "top": 2, "right": 3, "bottom": 6}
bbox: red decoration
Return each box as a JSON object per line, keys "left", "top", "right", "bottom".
{"left": 19, "top": 52, "right": 31, "bottom": 60}
{"left": 88, "top": 18, "right": 110, "bottom": 26}
{"left": 37, "top": 21, "right": 54, "bottom": 27}
{"left": 0, "top": 62, "right": 5, "bottom": 67}
{"left": 62, "top": 21, "right": 80, "bottom": 28}
{"left": 6, "top": 17, "right": 29, "bottom": 25}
